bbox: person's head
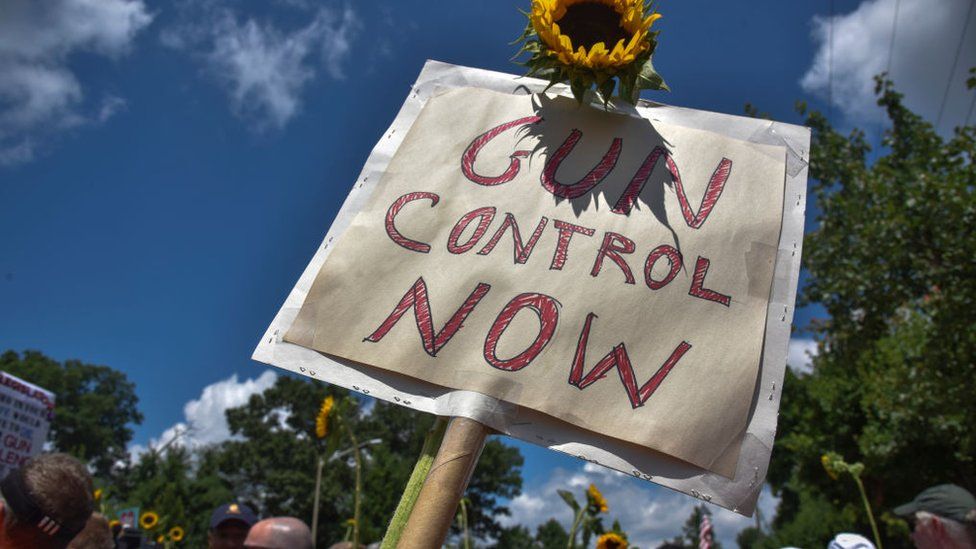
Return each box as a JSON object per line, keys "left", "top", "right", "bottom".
{"left": 208, "top": 502, "right": 258, "bottom": 549}
{"left": 0, "top": 453, "right": 94, "bottom": 549}
{"left": 895, "top": 484, "right": 976, "bottom": 549}
{"left": 828, "top": 533, "right": 875, "bottom": 549}
{"left": 66, "top": 513, "right": 113, "bottom": 549}
{"left": 243, "top": 517, "right": 313, "bottom": 549}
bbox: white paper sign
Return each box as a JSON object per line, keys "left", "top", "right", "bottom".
{"left": 0, "top": 371, "right": 55, "bottom": 479}
{"left": 253, "top": 61, "right": 809, "bottom": 515}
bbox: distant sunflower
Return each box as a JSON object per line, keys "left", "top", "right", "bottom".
{"left": 315, "top": 395, "right": 335, "bottom": 439}
{"left": 139, "top": 511, "right": 159, "bottom": 530}
{"left": 587, "top": 483, "right": 609, "bottom": 513}
{"left": 169, "top": 526, "right": 185, "bottom": 542}
{"left": 596, "top": 532, "right": 628, "bottom": 549}
{"left": 516, "top": 0, "right": 667, "bottom": 105}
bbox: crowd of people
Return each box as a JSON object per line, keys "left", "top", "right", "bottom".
{"left": 0, "top": 453, "right": 318, "bottom": 548}
{"left": 0, "top": 452, "right": 973, "bottom": 548}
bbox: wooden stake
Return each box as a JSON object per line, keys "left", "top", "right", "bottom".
{"left": 398, "top": 417, "right": 490, "bottom": 548}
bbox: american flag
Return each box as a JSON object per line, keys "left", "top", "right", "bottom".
{"left": 698, "top": 508, "right": 713, "bottom": 549}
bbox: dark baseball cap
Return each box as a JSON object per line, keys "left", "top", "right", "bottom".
{"left": 894, "top": 484, "right": 976, "bottom": 523}
{"left": 209, "top": 503, "right": 258, "bottom": 530}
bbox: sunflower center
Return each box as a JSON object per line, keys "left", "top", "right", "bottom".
{"left": 557, "top": 2, "right": 630, "bottom": 51}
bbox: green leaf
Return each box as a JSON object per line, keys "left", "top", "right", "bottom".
{"left": 598, "top": 78, "right": 616, "bottom": 106}
{"left": 637, "top": 57, "right": 669, "bottom": 91}
{"left": 619, "top": 75, "right": 636, "bottom": 105}
{"left": 570, "top": 78, "right": 587, "bottom": 105}
{"left": 558, "top": 490, "right": 580, "bottom": 512}
{"left": 509, "top": 20, "right": 534, "bottom": 45}
{"left": 542, "top": 70, "right": 564, "bottom": 94}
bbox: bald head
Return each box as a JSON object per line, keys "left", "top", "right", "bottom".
{"left": 243, "top": 517, "right": 313, "bottom": 549}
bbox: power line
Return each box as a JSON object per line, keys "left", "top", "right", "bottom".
{"left": 880, "top": 0, "right": 901, "bottom": 134}
{"left": 966, "top": 91, "right": 976, "bottom": 126}
{"left": 936, "top": 0, "right": 975, "bottom": 129}
{"left": 828, "top": 0, "right": 834, "bottom": 120}
{"left": 885, "top": 0, "right": 901, "bottom": 76}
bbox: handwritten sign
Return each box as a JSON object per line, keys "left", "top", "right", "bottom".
{"left": 0, "top": 371, "right": 55, "bottom": 479}
{"left": 284, "top": 87, "right": 787, "bottom": 475}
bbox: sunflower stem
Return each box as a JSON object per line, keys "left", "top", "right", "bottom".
{"left": 380, "top": 416, "right": 449, "bottom": 549}
{"left": 853, "top": 475, "right": 882, "bottom": 549}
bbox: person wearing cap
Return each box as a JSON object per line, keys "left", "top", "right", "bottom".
{"left": 894, "top": 484, "right": 976, "bottom": 549}
{"left": 0, "top": 453, "right": 94, "bottom": 549}
{"left": 208, "top": 502, "right": 258, "bottom": 549}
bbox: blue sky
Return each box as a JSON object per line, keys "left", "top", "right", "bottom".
{"left": 2, "top": 0, "right": 974, "bottom": 545}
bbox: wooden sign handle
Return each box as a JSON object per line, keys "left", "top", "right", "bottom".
{"left": 398, "top": 416, "right": 490, "bottom": 547}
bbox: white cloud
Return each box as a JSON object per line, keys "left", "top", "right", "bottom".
{"left": 132, "top": 370, "right": 278, "bottom": 457}
{"left": 801, "top": 0, "right": 976, "bottom": 130}
{"left": 163, "top": 3, "right": 360, "bottom": 130}
{"left": 501, "top": 462, "right": 777, "bottom": 547}
{"left": 0, "top": 0, "right": 152, "bottom": 165}
{"left": 97, "top": 95, "right": 127, "bottom": 123}
{"left": 787, "top": 337, "right": 818, "bottom": 372}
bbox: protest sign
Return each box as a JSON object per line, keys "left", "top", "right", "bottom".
{"left": 0, "top": 371, "right": 55, "bottom": 479}
{"left": 286, "top": 86, "right": 783, "bottom": 476}
{"left": 254, "top": 61, "right": 809, "bottom": 514}
{"left": 118, "top": 507, "right": 140, "bottom": 529}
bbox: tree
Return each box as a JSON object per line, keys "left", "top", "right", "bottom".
{"left": 493, "top": 524, "right": 535, "bottom": 548}
{"left": 735, "top": 526, "right": 763, "bottom": 549}
{"left": 461, "top": 436, "right": 524, "bottom": 539}
{"left": 211, "top": 376, "right": 524, "bottom": 547}
{"left": 0, "top": 350, "right": 143, "bottom": 476}
{"left": 535, "top": 518, "right": 569, "bottom": 548}
{"left": 761, "top": 75, "right": 976, "bottom": 546}
{"left": 103, "top": 443, "right": 239, "bottom": 547}
{"left": 654, "top": 506, "right": 722, "bottom": 549}
{"left": 493, "top": 518, "right": 570, "bottom": 548}
{"left": 681, "top": 505, "right": 721, "bottom": 549}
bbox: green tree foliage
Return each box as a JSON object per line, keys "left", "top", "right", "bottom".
{"left": 656, "top": 505, "right": 721, "bottom": 549}
{"left": 465, "top": 438, "right": 524, "bottom": 539}
{"left": 493, "top": 518, "right": 570, "bottom": 548}
{"left": 762, "top": 76, "right": 976, "bottom": 546}
{"left": 0, "top": 350, "right": 143, "bottom": 476}
{"left": 535, "top": 518, "right": 570, "bottom": 548}
{"left": 735, "top": 525, "right": 762, "bottom": 549}
{"left": 211, "top": 376, "right": 523, "bottom": 546}
{"left": 97, "top": 376, "right": 522, "bottom": 546}
{"left": 493, "top": 524, "right": 535, "bottom": 548}
{"left": 108, "top": 446, "right": 237, "bottom": 546}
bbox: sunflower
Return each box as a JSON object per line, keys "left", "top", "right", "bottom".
{"left": 139, "top": 511, "right": 159, "bottom": 530}
{"left": 587, "top": 483, "right": 609, "bottom": 513}
{"left": 821, "top": 453, "right": 840, "bottom": 481}
{"left": 596, "top": 532, "right": 629, "bottom": 549}
{"left": 169, "top": 526, "right": 185, "bottom": 542}
{"left": 109, "top": 519, "right": 120, "bottom": 530}
{"left": 315, "top": 395, "right": 335, "bottom": 439}
{"left": 516, "top": 0, "right": 667, "bottom": 105}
